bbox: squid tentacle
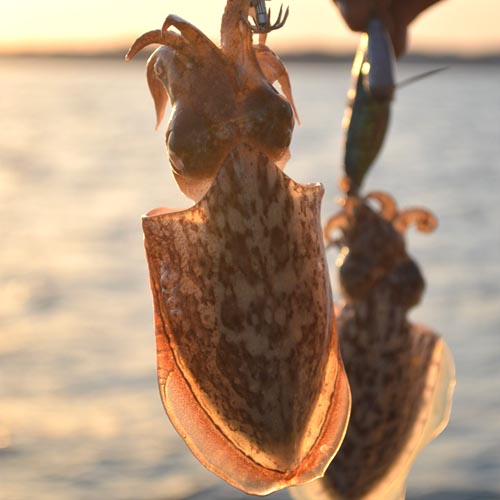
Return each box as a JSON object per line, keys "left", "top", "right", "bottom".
{"left": 254, "top": 44, "right": 301, "bottom": 124}
{"left": 162, "top": 14, "right": 221, "bottom": 56}
{"left": 125, "top": 29, "right": 187, "bottom": 61}
{"left": 394, "top": 208, "right": 438, "bottom": 234}
{"left": 127, "top": 18, "right": 218, "bottom": 131}
{"left": 364, "top": 191, "right": 398, "bottom": 221}
{"left": 275, "top": 69, "right": 300, "bottom": 125}
{"left": 146, "top": 50, "right": 169, "bottom": 130}
{"left": 324, "top": 212, "right": 350, "bottom": 246}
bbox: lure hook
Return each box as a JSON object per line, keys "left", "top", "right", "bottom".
{"left": 247, "top": 0, "right": 290, "bottom": 34}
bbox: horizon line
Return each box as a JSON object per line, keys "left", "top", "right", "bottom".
{"left": 1, "top": 47, "right": 500, "bottom": 64}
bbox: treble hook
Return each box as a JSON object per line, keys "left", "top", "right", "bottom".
{"left": 247, "top": 0, "right": 290, "bottom": 34}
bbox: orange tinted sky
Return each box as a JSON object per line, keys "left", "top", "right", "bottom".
{"left": 1, "top": 0, "right": 499, "bottom": 55}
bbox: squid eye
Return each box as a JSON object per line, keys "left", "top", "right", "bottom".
{"left": 154, "top": 59, "right": 166, "bottom": 78}
{"left": 168, "top": 150, "right": 186, "bottom": 177}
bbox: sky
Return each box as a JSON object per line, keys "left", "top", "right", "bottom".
{"left": 1, "top": 0, "right": 500, "bottom": 55}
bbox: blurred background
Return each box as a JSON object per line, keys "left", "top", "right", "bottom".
{"left": 1, "top": 1, "right": 499, "bottom": 499}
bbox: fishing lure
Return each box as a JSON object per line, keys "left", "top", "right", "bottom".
{"left": 248, "top": 0, "right": 290, "bottom": 34}
{"left": 341, "top": 18, "right": 395, "bottom": 195}
{"left": 127, "top": 1, "right": 350, "bottom": 495}
{"left": 292, "top": 193, "right": 455, "bottom": 500}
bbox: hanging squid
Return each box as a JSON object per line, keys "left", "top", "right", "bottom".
{"left": 291, "top": 16, "right": 455, "bottom": 500}
{"left": 126, "top": 0, "right": 350, "bottom": 495}
{"left": 291, "top": 193, "right": 455, "bottom": 500}
{"left": 126, "top": 2, "right": 299, "bottom": 201}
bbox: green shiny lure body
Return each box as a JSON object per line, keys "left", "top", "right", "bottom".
{"left": 343, "top": 65, "right": 390, "bottom": 194}
{"left": 342, "top": 20, "right": 395, "bottom": 195}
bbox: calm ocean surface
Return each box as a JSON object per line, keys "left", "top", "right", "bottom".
{"left": 0, "top": 56, "right": 499, "bottom": 500}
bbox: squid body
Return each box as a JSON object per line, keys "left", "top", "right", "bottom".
{"left": 292, "top": 194, "right": 455, "bottom": 500}
{"left": 127, "top": 1, "right": 350, "bottom": 495}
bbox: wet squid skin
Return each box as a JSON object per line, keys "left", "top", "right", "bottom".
{"left": 128, "top": 1, "right": 351, "bottom": 495}
{"left": 143, "top": 146, "right": 351, "bottom": 495}
{"left": 126, "top": 1, "right": 299, "bottom": 200}
{"left": 292, "top": 193, "right": 455, "bottom": 500}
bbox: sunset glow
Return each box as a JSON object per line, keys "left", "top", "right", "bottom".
{"left": 2, "top": 0, "right": 500, "bottom": 55}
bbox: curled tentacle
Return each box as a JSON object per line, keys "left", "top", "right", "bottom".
{"left": 324, "top": 212, "right": 350, "bottom": 247}
{"left": 276, "top": 71, "right": 300, "bottom": 125}
{"left": 127, "top": 28, "right": 187, "bottom": 130}
{"left": 146, "top": 49, "right": 169, "bottom": 130}
{"left": 125, "top": 29, "right": 187, "bottom": 61}
{"left": 364, "top": 191, "right": 398, "bottom": 221}
{"left": 162, "top": 14, "right": 221, "bottom": 58}
{"left": 254, "top": 43, "right": 300, "bottom": 124}
{"left": 394, "top": 208, "right": 438, "bottom": 234}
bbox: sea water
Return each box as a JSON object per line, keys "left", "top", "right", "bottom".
{"left": 0, "top": 57, "right": 499, "bottom": 500}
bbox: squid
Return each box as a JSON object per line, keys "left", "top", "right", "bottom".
{"left": 126, "top": 2, "right": 299, "bottom": 201}
{"left": 126, "top": 1, "right": 350, "bottom": 495}
{"left": 292, "top": 193, "right": 455, "bottom": 500}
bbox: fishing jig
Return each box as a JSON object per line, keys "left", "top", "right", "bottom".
{"left": 341, "top": 18, "right": 395, "bottom": 195}
{"left": 248, "top": 0, "right": 290, "bottom": 34}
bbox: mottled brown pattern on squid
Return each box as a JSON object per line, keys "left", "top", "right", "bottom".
{"left": 313, "top": 194, "right": 451, "bottom": 500}
{"left": 143, "top": 144, "right": 343, "bottom": 473}
{"left": 327, "top": 298, "right": 438, "bottom": 498}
